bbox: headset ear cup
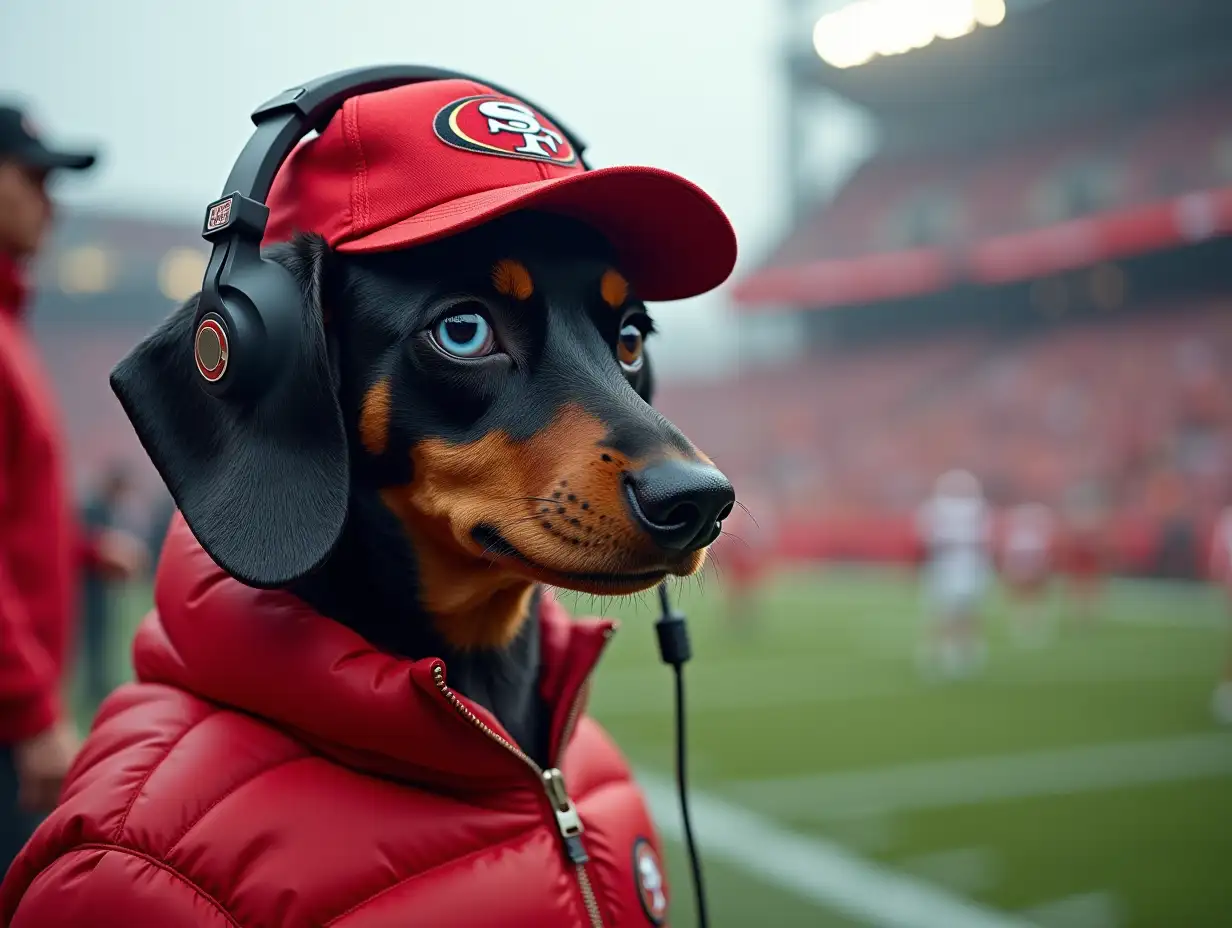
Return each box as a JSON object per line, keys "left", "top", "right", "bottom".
{"left": 111, "top": 235, "right": 348, "bottom": 588}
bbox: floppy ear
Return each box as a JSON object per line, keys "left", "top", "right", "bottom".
{"left": 632, "top": 345, "right": 655, "bottom": 405}
{"left": 110, "top": 235, "right": 348, "bottom": 589}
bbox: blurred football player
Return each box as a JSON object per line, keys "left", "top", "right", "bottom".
{"left": 1000, "top": 502, "right": 1057, "bottom": 648}
{"left": 1060, "top": 488, "right": 1111, "bottom": 625}
{"left": 712, "top": 484, "right": 776, "bottom": 631}
{"left": 915, "top": 470, "right": 993, "bottom": 679}
{"left": 1208, "top": 505, "right": 1232, "bottom": 725}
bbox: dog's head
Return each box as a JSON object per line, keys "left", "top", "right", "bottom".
{"left": 113, "top": 211, "right": 734, "bottom": 649}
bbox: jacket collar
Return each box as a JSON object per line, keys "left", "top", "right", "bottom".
{"left": 134, "top": 514, "right": 616, "bottom": 789}
{"left": 0, "top": 252, "right": 28, "bottom": 318}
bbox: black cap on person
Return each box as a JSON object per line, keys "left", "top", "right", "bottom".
{"left": 0, "top": 104, "right": 96, "bottom": 171}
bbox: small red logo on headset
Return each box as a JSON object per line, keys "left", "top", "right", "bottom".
{"left": 433, "top": 95, "right": 577, "bottom": 165}
{"left": 206, "top": 198, "right": 233, "bottom": 232}
{"left": 632, "top": 838, "right": 668, "bottom": 925}
{"left": 195, "top": 316, "right": 229, "bottom": 383}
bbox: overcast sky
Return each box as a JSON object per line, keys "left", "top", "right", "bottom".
{"left": 0, "top": 0, "right": 871, "bottom": 376}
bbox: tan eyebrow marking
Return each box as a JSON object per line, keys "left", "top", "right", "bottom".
{"left": 359, "top": 378, "right": 392, "bottom": 455}
{"left": 491, "top": 259, "right": 534, "bottom": 301}
{"left": 600, "top": 269, "right": 630, "bottom": 309}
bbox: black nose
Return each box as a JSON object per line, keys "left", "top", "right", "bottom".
{"left": 625, "top": 460, "right": 735, "bottom": 553}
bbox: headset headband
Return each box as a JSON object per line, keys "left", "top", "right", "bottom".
{"left": 199, "top": 64, "right": 589, "bottom": 250}
{"left": 191, "top": 66, "right": 590, "bottom": 403}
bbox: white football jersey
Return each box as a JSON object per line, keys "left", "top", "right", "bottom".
{"left": 917, "top": 494, "right": 994, "bottom": 603}
{"left": 917, "top": 495, "right": 993, "bottom": 552}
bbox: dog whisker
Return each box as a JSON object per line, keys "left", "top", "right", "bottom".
{"left": 706, "top": 549, "right": 731, "bottom": 575}
{"left": 696, "top": 568, "right": 711, "bottom": 594}
{"left": 718, "top": 530, "right": 751, "bottom": 549}
{"left": 506, "top": 513, "right": 558, "bottom": 527}
{"left": 503, "top": 496, "right": 566, "bottom": 507}
{"left": 673, "top": 575, "right": 689, "bottom": 606}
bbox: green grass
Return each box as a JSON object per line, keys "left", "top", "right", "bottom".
{"left": 92, "top": 567, "right": 1232, "bottom": 927}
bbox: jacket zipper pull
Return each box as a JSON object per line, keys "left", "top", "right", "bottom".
{"left": 542, "top": 768, "right": 589, "bottom": 864}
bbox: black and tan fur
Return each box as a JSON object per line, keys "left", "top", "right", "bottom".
{"left": 111, "top": 211, "right": 734, "bottom": 765}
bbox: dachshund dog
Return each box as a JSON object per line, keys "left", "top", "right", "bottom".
{"left": 110, "top": 209, "right": 735, "bottom": 765}
{"left": 1, "top": 76, "right": 739, "bottom": 928}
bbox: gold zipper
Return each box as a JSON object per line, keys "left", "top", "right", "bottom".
{"left": 543, "top": 767, "right": 605, "bottom": 928}
{"left": 556, "top": 679, "right": 591, "bottom": 764}
{"left": 432, "top": 649, "right": 611, "bottom": 928}
{"left": 546, "top": 625, "right": 613, "bottom": 928}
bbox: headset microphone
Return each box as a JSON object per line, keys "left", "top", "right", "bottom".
{"left": 656, "top": 581, "right": 709, "bottom": 928}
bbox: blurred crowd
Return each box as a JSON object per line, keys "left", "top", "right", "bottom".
{"left": 661, "top": 296, "right": 1232, "bottom": 577}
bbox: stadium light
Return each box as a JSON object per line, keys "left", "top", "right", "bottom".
{"left": 158, "top": 247, "right": 208, "bottom": 303}
{"left": 974, "top": 0, "right": 1007, "bottom": 27}
{"left": 57, "top": 245, "right": 114, "bottom": 295}
{"left": 814, "top": 0, "right": 1006, "bottom": 69}
{"left": 933, "top": 0, "right": 978, "bottom": 40}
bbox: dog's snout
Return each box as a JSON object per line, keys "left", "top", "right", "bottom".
{"left": 624, "top": 460, "right": 735, "bottom": 553}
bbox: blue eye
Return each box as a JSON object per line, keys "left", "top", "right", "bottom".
{"left": 432, "top": 312, "right": 496, "bottom": 359}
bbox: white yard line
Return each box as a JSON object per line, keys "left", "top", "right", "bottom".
{"left": 899, "top": 847, "right": 1000, "bottom": 896}
{"left": 637, "top": 768, "right": 1040, "bottom": 928}
{"left": 724, "top": 732, "right": 1232, "bottom": 821}
{"left": 1021, "top": 892, "right": 1124, "bottom": 928}
{"left": 591, "top": 654, "right": 1205, "bottom": 716}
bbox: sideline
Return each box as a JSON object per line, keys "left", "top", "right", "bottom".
{"left": 637, "top": 768, "right": 1040, "bottom": 928}
{"left": 723, "top": 732, "right": 1232, "bottom": 820}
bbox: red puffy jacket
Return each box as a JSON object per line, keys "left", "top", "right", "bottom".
{"left": 0, "top": 515, "right": 673, "bottom": 927}
{"left": 0, "top": 253, "right": 82, "bottom": 743}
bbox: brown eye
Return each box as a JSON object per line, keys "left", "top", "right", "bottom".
{"left": 618, "top": 323, "right": 644, "bottom": 374}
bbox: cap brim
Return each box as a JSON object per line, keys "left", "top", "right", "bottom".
{"left": 333, "top": 165, "right": 736, "bottom": 302}
{"left": 18, "top": 143, "right": 96, "bottom": 172}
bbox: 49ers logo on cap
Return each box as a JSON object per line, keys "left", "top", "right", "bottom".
{"left": 433, "top": 95, "right": 576, "bottom": 165}
{"left": 631, "top": 838, "right": 668, "bottom": 925}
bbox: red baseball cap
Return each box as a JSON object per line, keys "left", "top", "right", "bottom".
{"left": 263, "top": 79, "right": 736, "bottom": 302}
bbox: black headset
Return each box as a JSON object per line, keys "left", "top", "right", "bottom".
{"left": 194, "top": 66, "right": 709, "bottom": 928}
{"left": 192, "top": 65, "right": 590, "bottom": 403}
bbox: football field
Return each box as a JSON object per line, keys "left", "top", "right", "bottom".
{"left": 100, "top": 566, "right": 1232, "bottom": 928}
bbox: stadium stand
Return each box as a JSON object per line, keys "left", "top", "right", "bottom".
{"left": 736, "top": 74, "right": 1232, "bottom": 307}
{"left": 703, "top": 1, "right": 1232, "bottom": 576}
{"left": 659, "top": 296, "right": 1230, "bottom": 570}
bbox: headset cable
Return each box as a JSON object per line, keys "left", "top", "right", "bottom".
{"left": 655, "top": 581, "right": 708, "bottom": 928}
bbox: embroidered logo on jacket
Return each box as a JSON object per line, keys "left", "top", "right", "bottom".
{"left": 632, "top": 837, "right": 668, "bottom": 925}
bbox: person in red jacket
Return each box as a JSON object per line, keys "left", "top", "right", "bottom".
{"left": 0, "top": 77, "right": 737, "bottom": 926}
{"left": 0, "top": 103, "right": 146, "bottom": 872}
